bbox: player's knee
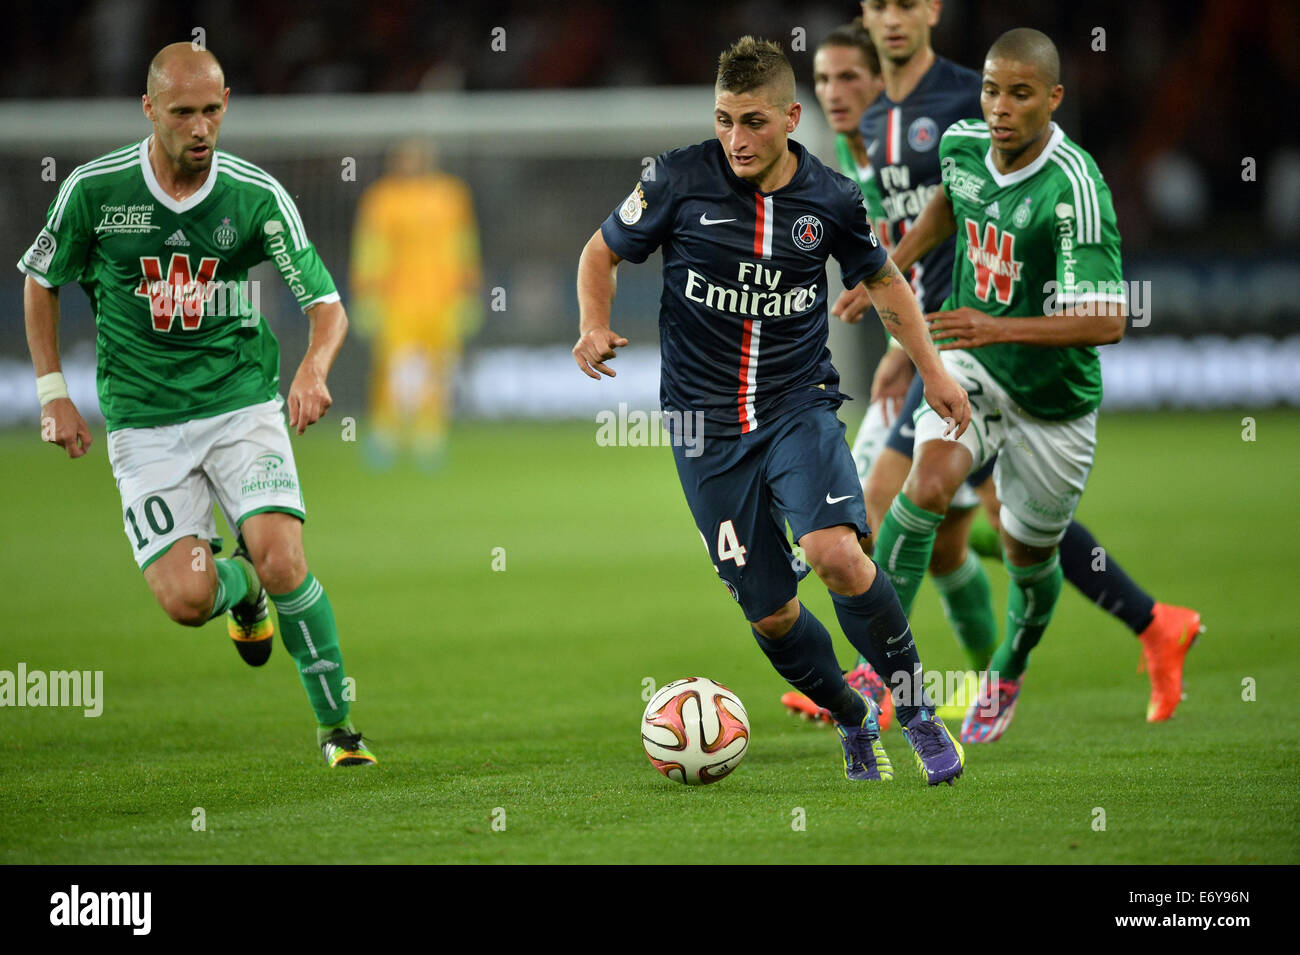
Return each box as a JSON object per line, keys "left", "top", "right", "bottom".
{"left": 752, "top": 600, "right": 799, "bottom": 640}
{"left": 805, "top": 533, "right": 874, "bottom": 595}
{"left": 157, "top": 584, "right": 212, "bottom": 628}
{"left": 253, "top": 545, "right": 306, "bottom": 595}
{"left": 903, "top": 467, "right": 957, "bottom": 515}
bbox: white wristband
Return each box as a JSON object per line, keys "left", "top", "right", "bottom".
{"left": 36, "top": 371, "right": 69, "bottom": 406}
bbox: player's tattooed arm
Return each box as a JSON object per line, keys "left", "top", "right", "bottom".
{"left": 864, "top": 259, "right": 905, "bottom": 299}
{"left": 876, "top": 304, "right": 902, "bottom": 330}
{"left": 862, "top": 256, "right": 935, "bottom": 366}
{"left": 831, "top": 259, "right": 903, "bottom": 325}
{"left": 862, "top": 254, "right": 970, "bottom": 438}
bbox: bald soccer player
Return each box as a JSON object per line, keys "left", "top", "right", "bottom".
{"left": 20, "top": 43, "right": 376, "bottom": 768}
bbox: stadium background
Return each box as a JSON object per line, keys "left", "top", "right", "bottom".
{"left": 1, "top": 0, "right": 1297, "bottom": 423}
{"left": 1, "top": 1, "right": 1297, "bottom": 868}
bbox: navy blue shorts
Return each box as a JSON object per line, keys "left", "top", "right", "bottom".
{"left": 672, "top": 401, "right": 868, "bottom": 622}
{"left": 884, "top": 374, "right": 997, "bottom": 488}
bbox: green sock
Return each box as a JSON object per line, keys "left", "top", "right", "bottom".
{"left": 934, "top": 549, "right": 997, "bottom": 671}
{"left": 871, "top": 492, "right": 944, "bottom": 615}
{"left": 990, "top": 554, "right": 1063, "bottom": 680}
{"left": 967, "top": 512, "right": 1003, "bottom": 559}
{"left": 206, "top": 558, "right": 252, "bottom": 620}
{"left": 269, "top": 573, "right": 351, "bottom": 726}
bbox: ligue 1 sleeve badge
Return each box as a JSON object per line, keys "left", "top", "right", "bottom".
{"left": 792, "top": 214, "right": 823, "bottom": 251}
{"left": 619, "top": 182, "right": 647, "bottom": 225}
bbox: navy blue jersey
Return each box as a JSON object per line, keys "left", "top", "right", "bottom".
{"left": 860, "top": 56, "right": 981, "bottom": 312}
{"left": 601, "top": 139, "right": 887, "bottom": 437}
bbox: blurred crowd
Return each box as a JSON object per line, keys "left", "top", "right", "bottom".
{"left": 3, "top": 0, "right": 1296, "bottom": 245}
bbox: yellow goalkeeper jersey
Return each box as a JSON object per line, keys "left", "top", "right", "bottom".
{"left": 350, "top": 172, "right": 480, "bottom": 344}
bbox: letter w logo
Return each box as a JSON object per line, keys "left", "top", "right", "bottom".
{"left": 134, "top": 254, "right": 220, "bottom": 331}
{"left": 964, "top": 219, "right": 1022, "bottom": 306}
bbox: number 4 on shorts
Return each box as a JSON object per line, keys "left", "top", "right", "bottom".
{"left": 717, "top": 519, "right": 747, "bottom": 567}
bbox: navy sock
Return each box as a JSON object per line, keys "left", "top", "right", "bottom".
{"left": 830, "top": 562, "right": 932, "bottom": 725}
{"left": 752, "top": 606, "right": 866, "bottom": 726}
{"left": 1059, "top": 521, "right": 1156, "bottom": 634}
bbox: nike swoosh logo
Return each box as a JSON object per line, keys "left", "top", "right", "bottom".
{"left": 899, "top": 425, "right": 915, "bottom": 437}
{"left": 699, "top": 214, "right": 736, "bottom": 225}
{"left": 826, "top": 493, "right": 854, "bottom": 504}
{"left": 886, "top": 633, "right": 906, "bottom": 644}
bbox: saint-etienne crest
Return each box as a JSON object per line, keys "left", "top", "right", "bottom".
{"left": 619, "top": 183, "right": 647, "bottom": 225}
{"left": 212, "top": 216, "right": 238, "bottom": 250}
{"left": 1012, "top": 197, "right": 1033, "bottom": 228}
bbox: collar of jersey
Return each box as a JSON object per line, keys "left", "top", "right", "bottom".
{"left": 878, "top": 53, "right": 946, "bottom": 109}
{"left": 139, "top": 136, "right": 220, "bottom": 213}
{"left": 983, "top": 122, "right": 1065, "bottom": 188}
{"left": 719, "top": 138, "right": 809, "bottom": 197}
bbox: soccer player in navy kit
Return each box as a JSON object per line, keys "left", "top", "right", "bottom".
{"left": 574, "top": 37, "right": 969, "bottom": 784}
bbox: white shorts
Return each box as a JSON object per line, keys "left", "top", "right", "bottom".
{"left": 913, "top": 350, "right": 1096, "bottom": 547}
{"left": 106, "top": 398, "right": 306, "bottom": 570}
{"left": 851, "top": 397, "right": 980, "bottom": 509}
{"left": 849, "top": 398, "right": 893, "bottom": 485}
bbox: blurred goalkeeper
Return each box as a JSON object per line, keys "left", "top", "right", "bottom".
{"left": 350, "top": 140, "right": 482, "bottom": 470}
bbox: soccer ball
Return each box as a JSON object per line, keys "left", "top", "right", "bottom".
{"left": 641, "top": 677, "right": 750, "bottom": 785}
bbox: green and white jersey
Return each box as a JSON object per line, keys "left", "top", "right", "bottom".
{"left": 18, "top": 137, "right": 338, "bottom": 431}
{"left": 938, "top": 120, "right": 1124, "bottom": 420}
{"left": 834, "top": 133, "right": 889, "bottom": 246}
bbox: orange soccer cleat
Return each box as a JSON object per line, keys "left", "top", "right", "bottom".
{"left": 779, "top": 662, "right": 895, "bottom": 731}
{"left": 1138, "top": 603, "right": 1204, "bottom": 722}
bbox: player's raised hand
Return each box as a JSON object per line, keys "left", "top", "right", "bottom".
{"left": 928, "top": 307, "right": 1001, "bottom": 350}
{"left": 288, "top": 365, "right": 333, "bottom": 435}
{"left": 40, "top": 397, "right": 93, "bottom": 458}
{"left": 921, "top": 371, "right": 971, "bottom": 440}
{"left": 869, "top": 347, "right": 916, "bottom": 426}
{"left": 573, "top": 328, "right": 629, "bottom": 379}
{"left": 831, "top": 281, "right": 874, "bottom": 324}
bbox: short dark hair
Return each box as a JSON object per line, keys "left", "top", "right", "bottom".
{"left": 716, "top": 36, "right": 796, "bottom": 107}
{"left": 986, "top": 27, "right": 1060, "bottom": 87}
{"left": 819, "top": 19, "right": 881, "bottom": 77}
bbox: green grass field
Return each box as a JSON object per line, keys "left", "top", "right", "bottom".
{"left": 2, "top": 411, "right": 1297, "bottom": 864}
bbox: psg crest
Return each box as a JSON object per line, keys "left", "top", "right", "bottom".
{"left": 909, "top": 116, "right": 939, "bottom": 151}
{"left": 791, "top": 214, "right": 823, "bottom": 251}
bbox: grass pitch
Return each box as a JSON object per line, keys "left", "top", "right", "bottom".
{"left": 1, "top": 411, "right": 1297, "bottom": 864}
